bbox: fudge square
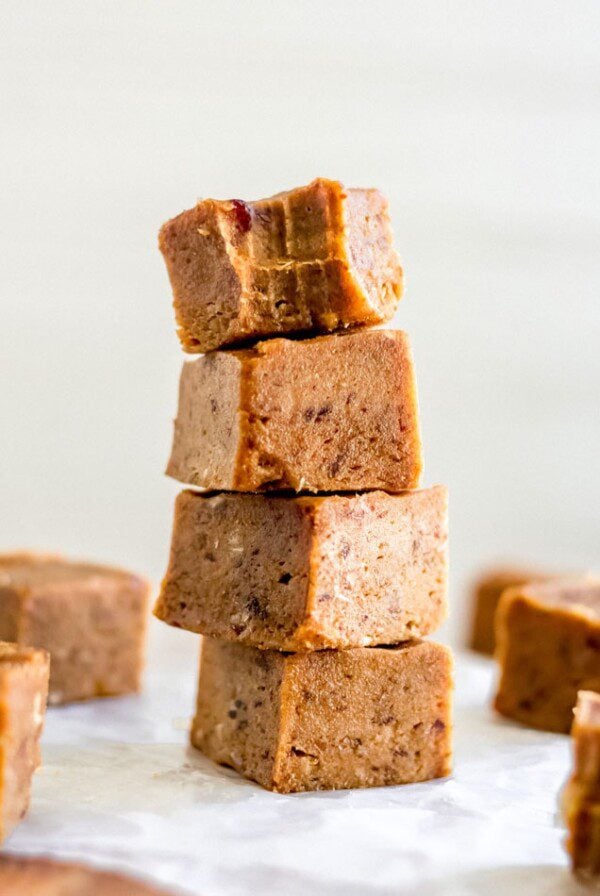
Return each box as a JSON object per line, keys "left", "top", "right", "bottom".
{"left": 191, "top": 639, "right": 453, "bottom": 793}
{"left": 0, "top": 642, "right": 49, "bottom": 842}
{"left": 156, "top": 486, "right": 448, "bottom": 650}
{"left": 468, "top": 565, "right": 553, "bottom": 655}
{"left": 159, "top": 178, "right": 403, "bottom": 353}
{"left": 494, "top": 577, "right": 600, "bottom": 733}
{"left": 0, "top": 855, "right": 176, "bottom": 895}
{"left": 0, "top": 553, "right": 150, "bottom": 705}
{"left": 166, "top": 329, "right": 422, "bottom": 493}
{"left": 562, "top": 691, "right": 600, "bottom": 877}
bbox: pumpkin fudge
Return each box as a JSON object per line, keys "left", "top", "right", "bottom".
{"left": 0, "top": 643, "right": 49, "bottom": 842}
{"left": 0, "top": 553, "right": 150, "bottom": 705}
{"left": 494, "top": 577, "right": 600, "bottom": 733}
{"left": 0, "top": 855, "right": 178, "bottom": 895}
{"left": 468, "top": 565, "right": 554, "bottom": 655}
{"left": 562, "top": 691, "right": 600, "bottom": 877}
{"left": 156, "top": 486, "right": 448, "bottom": 650}
{"left": 166, "top": 329, "right": 422, "bottom": 493}
{"left": 191, "top": 639, "right": 453, "bottom": 793}
{"left": 159, "top": 178, "right": 403, "bottom": 353}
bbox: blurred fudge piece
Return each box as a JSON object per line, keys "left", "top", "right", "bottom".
{"left": 494, "top": 577, "right": 600, "bottom": 732}
{"left": 155, "top": 486, "right": 448, "bottom": 650}
{"left": 468, "top": 565, "right": 554, "bottom": 655}
{"left": 0, "top": 854, "right": 177, "bottom": 895}
{"left": 166, "top": 329, "right": 422, "bottom": 493}
{"left": 0, "top": 642, "right": 49, "bottom": 842}
{"left": 0, "top": 553, "right": 150, "bottom": 705}
{"left": 191, "top": 639, "right": 453, "bottom": 793}
{"left": 562, "top": 691, "right": 600, "bottom": 878}
{"left": 159, "top": 178, "right": 403, "bottom": 353}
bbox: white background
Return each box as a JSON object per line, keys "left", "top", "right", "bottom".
{"left": 2, "top": 1, "right": 599, "bottom": 645}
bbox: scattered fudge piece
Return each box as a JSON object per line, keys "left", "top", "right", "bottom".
{"left": 0, "top": 642, "right": 49, "bottom": 842}
{"left": 166, "top": 329, "right": 422, "bottom": 493}
{"left": 494, "top": 577, "right": 600, "bottom": 733}
{"left": 562, "top": 691, "right": 600, "bottom": 878}
{"left": 468, "top": 565, "right": 554, "bottom": 655}
{"left": 156, "top": 486, "right": 448, "bottom": 650}
{"left": 0, "top": 553, "right": 150, "bottom": 705}
{"left": 159, "top": 178, "right": 403, "bottom": 353}
{"left": 191, "top": 639, "right": 453, "bottom": 793}
{"left": 0, "top": 854, "right": 178, "bottom": 895}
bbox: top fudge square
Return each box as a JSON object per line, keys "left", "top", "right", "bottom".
{"left": 166, "top": 329, "right": 422, "bottom": 493}
{"left": 159, "top": 178, "right": 403, "bottom": 352}
{"left": 0, "top": 553, "right": 150, "bottom": 705}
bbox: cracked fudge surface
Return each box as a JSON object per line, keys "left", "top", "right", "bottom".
{"left": 468, "top": 565, "right": 554, "bottom": 655}
{"left": 0, "top": 855, "right": 177, "bottom": 895}
{"left": 0, "top": 642, "right": 49, "bottom": 842}
{"left": 0, "top": 553, "right": 150, "bottom": 705}
{"left": 191, "top": 639, "right": 453, "bottom": 793}
{"left": 159, "top": 178, "right": 403, "bottom": 353}
{"left": 562, "top": 691, "right": 600, "bottom": 877}
{"left": 166, "top": 329, "right": 422, "bottom": 493}
{"left": 155, "top": 486, "right": 448, "bottom": 650}
{"left": 494, "top": 577, "right": 600, "bottom": 733}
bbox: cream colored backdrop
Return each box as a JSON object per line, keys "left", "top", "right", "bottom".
{"left": 2, "top": 0, "right": 599, "bottom": 644}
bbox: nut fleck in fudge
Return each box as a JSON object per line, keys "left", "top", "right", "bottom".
{"left": 468, "top": 565, "right": 553, "bottom": 655}
{"left": 166, "top": 329, "right": 422, "bottom": 493}
{"left": 494, "top": 578, "right": 600, "bottom": 733}
{"left": 191, "top": 639, "right": 453, "bottom": 793}
{"left": 159, "top": 178, "right": 403, "bottom": 353}
{"left": 562, "top": 691, "right": 600, "bottom": 877}
{"left": 0, "top": 643, "right": 49, "bottom": 842}
{"left": 0, "top": 854, "right": 177, "bottom": 895}
{"left": 156, "top": 486, "right": 448, "bottom": 650}
{"left": 0, "top": 553, "right": 150, "bottom": 705}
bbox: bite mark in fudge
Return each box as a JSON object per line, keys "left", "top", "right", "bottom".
{"left": 166, "top": 329, "right": 422, "bottom": 493}
{"left": 562, "top": 691, "right": 600, "bottom": 878}
{"left": 468, "top": 565, "right": 555, "bottom": 655}
{"left": 494, "top": 577, "right": 600, "bottom": 733}
{"left": 0, "top": 854, "right": 178, "bottom": 894}
{"left": 0, "top": 642, "right": 49, "bottom": 842}
{"left": 0, "top": 553, "right": 150, "bottom": 705}
{"left": 191, "top": 639, "right": 453, "bottom": 793}
{"left": 159, "top": 178, "right": 403, "bottom": 353}
{"left": 155, "top": 486, "right": 448, "bottom": 650}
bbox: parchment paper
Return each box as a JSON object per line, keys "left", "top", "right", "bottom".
{"left": 7, "top": 621, "right": 585, "bottom": 896}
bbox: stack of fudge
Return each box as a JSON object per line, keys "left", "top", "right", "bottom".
{"left": 154, "top": 178, "right": 453, "bottom": 792}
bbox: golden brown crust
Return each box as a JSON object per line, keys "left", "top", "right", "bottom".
{"left": 494, "top": 578, "right": 600, "bottom": 732}
{"left": 191, "top": 640, "right": 453, "bottom": 793}
{"left": 159, "top": 178, "right": 403, "bottom": 353}
{"left": 155, "top": 487, "right": 447, "bottom": 650}
{"left": 166, "top": 329, "right": 422, "bottom": 493}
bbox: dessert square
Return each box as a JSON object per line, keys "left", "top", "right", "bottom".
{"left": 191, "top": 639, "right": 453, "bottom": 793}
{"left": 156, "top": 486, "right": 448, "bottom": 650}
{"left": 494, "top": 578, "right": 600, "bottom": 732}
{"left": 159, "top": 178, "right": 403, "bottom": 352}
{"left": 0, "top": 854, "right": 174, "bottom": 894}
{"left": 0, "top": 642, "right": 49, "bottom": 842}
{"left": 166, "top": 329, "right": 422, "bottom": 493}
{"left": 562, "top": 691, "right": 600, "bottom": 877}
{"left": 0, "top": 553, "right": 150, "bottom": 705}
